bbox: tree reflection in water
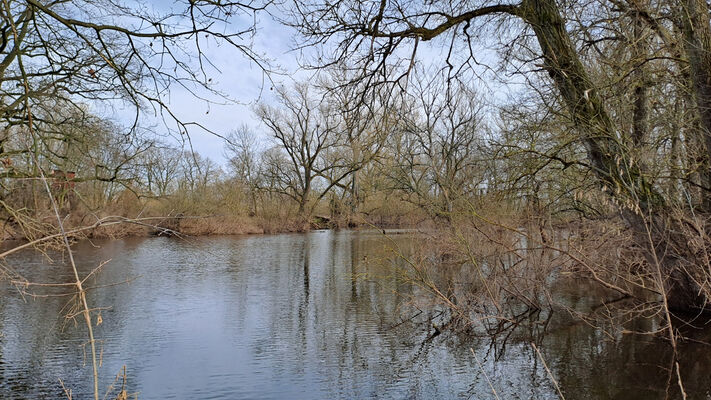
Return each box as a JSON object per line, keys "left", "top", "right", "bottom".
{"left": 0, "top": 231, "right": 708, "bottom": 399}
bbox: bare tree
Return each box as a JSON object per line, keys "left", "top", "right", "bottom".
{"left": 0, "top": 0, "right": 274, "bottom": 215}
{"left": 0, "top": 3, "right": 274, "bottom": 397}
{"left": 315, "top": 67, "right": 393, "bottom": 216}
{"left": 0, "top": 0, "right": 271, "bottom": 133}
{"left": 225, "top": 125, "right": 263, "bottom": 214}
{"left": 143, "top": 144, "right": 182, "bottom": 198}
{"left": 179, "top": 151, "right": 220, "bottom": 194}
{"left": 287, "top": 0, "right": 711, "bottom": 313}
{"left": 258, "top": 81, "right": 370, "bottom": 217}
{"left": 386, "top": 69, "right": 485, "bottom": 219}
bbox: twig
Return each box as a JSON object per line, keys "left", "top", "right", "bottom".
{"left": 470, "top": 348, "right": 501, "bottom": 400}
{"left": 1, "top": 3, "right": 100, "bottom": 396}
{"left": 531, "top": 342, "right": 565, "bottom": 400}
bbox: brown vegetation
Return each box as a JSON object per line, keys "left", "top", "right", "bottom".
{"left": 4, "top": 0, "right": 711, "bottom": 397}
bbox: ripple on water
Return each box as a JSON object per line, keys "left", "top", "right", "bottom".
{"left": 1, "top": 232, "right": 709, "bottom": 399}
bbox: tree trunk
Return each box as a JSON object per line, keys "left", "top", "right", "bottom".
{"left": 631, "top": 7, "right": 650, "bottom": 148}
{"left": 518, "top": 0, "right": 661, "bottom": 213}
{"left": 349, "top": 141, "right": 361, "bottom": 215}
{"left": 679, "top": 0, "right": 711, "bottom": 210}
{"left": 299, "top": 175, "right": 311, "bottom": 216}
{"left": 518, "top": 0, "right": 711, "bottom": 313}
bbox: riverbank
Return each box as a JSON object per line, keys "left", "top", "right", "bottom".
{"left": 0, "top": 211, "right": 422, "bottom": 242}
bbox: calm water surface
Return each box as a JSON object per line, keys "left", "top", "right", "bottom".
{"left": 0, "top": 231, "right": 710, "bottom": 399}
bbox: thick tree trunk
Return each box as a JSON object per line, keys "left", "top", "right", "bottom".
{"left": 518, "top": 0, "right": 661, "bottom": 213}
{"left": 644, "top": 216, "right": 711, "bottom": 314}
{"left": 299, "top": 176, "right": 311, "bottom": 215}
{"left": 679, "top": 0, "right": 711, "bottom": 210}
{"left": 518, "top": 0, "right": 710, "bottom": 313}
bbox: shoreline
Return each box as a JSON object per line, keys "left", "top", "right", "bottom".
{"left": 0, "top": 213, "right": 419, "bottom": 243}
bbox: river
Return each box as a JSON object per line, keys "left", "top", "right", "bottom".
{"left": 0, "top": 230, "right": 709, "bottom": 399}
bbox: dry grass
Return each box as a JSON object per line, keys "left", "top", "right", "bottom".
{"left": 174, "top": 216, "right": 265, "bottom": 235}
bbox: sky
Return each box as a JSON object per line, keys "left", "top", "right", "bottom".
{"left": 107, "top": 4, "right": 308, "bottom": 166}
{"left": 101, "top": 1, "right": 522, "bottom": 167}
{"left": 169, "top": 15, "right": 307, "bottom": 157}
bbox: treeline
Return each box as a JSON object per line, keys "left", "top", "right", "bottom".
{"left": 3, "top": 48, "right": 695, "bottom": 240}
{"left": 0, "top": 70, "right": 520, "bottom": 237}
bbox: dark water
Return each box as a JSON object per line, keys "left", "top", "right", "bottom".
{"left": 0, "top": 231, "right": 710, "bottom": 399}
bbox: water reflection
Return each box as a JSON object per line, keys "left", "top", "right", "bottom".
{"left": 0, "top": 231, "right": 709, "bottom": 399}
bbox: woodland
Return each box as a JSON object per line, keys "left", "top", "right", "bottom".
{"left": 2, "top": 0, "right": 711, "bottom": 398}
